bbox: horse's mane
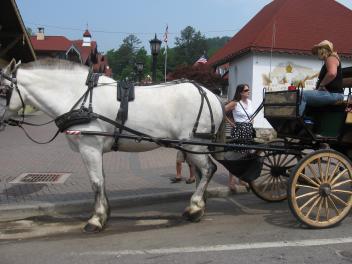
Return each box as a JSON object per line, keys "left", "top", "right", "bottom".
{"left": 22, "top": 58, "right": 88, "bottom": 71}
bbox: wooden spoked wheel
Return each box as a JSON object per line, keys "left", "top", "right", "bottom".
{"left": 250, "top": 143, "right": 300, "bottom": 202}
{"left": 288, "top": 149, "right": 352, "bottom": 228}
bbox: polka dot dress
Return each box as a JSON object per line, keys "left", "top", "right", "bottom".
{"left": 231, "top": 122, "right": 253, "bottom": 153}
{"left": 231, "top": 122, "right": 253, "bottom": 141}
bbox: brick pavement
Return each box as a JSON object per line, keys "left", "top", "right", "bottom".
{"left": 0, "top": 113, "right": 231, "bottom": 219}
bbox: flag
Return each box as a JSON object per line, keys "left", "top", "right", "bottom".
{"left": 163, "top": 25, "right": 168, "bottom": 43}
{"left": 195, "top": 54, "right": 208, "bottom": 65}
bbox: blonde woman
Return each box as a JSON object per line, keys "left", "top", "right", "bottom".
{"left": 299, "top": 40, "right": 344, "bottom": 115}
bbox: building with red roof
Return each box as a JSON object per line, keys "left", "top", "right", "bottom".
{"left": 209, "top": 0, "right": 352, "bottom": 128}
{"left": 30, "top": 28, "right": 111, "bottom": 77}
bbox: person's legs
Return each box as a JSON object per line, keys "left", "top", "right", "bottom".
{"left": 185, "top": 163, "right": 196, "bottom": 184}
{"left": 229, "top": 173, "right": 249, "bottom": 189}
{"left": 228, "top": 173, "right": 236, "bottom": 189}
{"left": 171, "top": 151, "right": 186, "bottom": 183}
{"left": 176, "top": 161, "right": 182, "bottom": 178}
{"left": 299, "top": 90, "right": 344, "bottom": 116}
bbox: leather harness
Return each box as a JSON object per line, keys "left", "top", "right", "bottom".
{"left": 53, "top": 72, "right": 217, "bottom": 150}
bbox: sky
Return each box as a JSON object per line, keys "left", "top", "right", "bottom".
{"left": 16, "top": 0, "right": 352, "bottom": 54}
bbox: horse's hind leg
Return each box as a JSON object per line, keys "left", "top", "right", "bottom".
{"left": 79, "top": 142, "right": 110, "bottom": 233}
{"left": 183, "top": 151, "right": 217, "bottom": 222}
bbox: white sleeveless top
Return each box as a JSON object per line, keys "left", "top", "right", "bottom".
{"left": 232, "top": 99, "right": 253, "bottom": 123}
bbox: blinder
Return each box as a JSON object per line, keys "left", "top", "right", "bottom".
{"left": 0, "top": 69, "right": 16, "bottom": 106}
{"left": 0, "top": 68, "right": 19, "bottom": 129}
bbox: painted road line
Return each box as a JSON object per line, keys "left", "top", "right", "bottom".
{"left": 77, "top": 237, "right": 352, "bottom": 256}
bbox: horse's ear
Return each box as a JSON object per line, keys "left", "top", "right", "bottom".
{"left": 5, "top": 59, "right": 21, "bottom": 74}
{"left": 4, "top": 59, "right": 16, "bottom": 74}
{"left": 13, "top": 60, "right": 21, "bottom": 73}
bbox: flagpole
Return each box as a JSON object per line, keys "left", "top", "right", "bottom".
{"left": 164, "top": 24, "right": 168, "bottom": 83}
{"left": 164, "top": 43, "right": 168, "bottom": 83}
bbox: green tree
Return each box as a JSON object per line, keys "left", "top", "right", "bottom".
{"left": 106, "top": 34, "right": 144, "bottom": 80}
{"left": 26, "top": 27, "right": 33, "bottom": 36}
{"left": 206, "top": 36, "right": 231, "bottom": 57}
{"left": 173, "top": 26, "right": 207, "bottom": 66}
{"left": 135, "top": 48, "right": 149, "bottom": 80}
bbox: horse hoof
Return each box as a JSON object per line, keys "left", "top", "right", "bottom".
{"left": 182, "top": 207, "right": 204, "bottom": 222}
{"left": 83, "top": 223, "right": 102, "bottom": 233}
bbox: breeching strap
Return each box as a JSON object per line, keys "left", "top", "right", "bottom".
{"left": 191, "top": 81, "right": 215, "bottom": 140}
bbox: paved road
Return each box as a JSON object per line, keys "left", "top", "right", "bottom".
{"left": 0, "top": 194, "right": 351, "bottom": 264}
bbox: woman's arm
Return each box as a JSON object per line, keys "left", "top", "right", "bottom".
{"left": 224, "top": 101, "right": 236, "bottom": 127}
{"left": 225, "top": 115, "right": 236, "bottom": 127}
{"left": 319, "top": 56, "right": 339, "bottom": 87}
{"left": 224, "top": 101, "right": 236, "bottom": 113}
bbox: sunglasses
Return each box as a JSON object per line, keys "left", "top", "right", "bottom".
{"left": 243, "top": 89, "right": 250, "bottom": 92}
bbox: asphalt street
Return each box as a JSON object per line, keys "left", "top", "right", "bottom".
{"left": 0, "top": 194, "right": 351, "bottom": 264}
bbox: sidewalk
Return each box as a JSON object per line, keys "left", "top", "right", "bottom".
{"left": 0, "top": 113, "right": 236, "bottom": 220}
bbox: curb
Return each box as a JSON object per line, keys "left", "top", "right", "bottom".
{"left": 0, "top": 187, "right": 243, "bottom": 221}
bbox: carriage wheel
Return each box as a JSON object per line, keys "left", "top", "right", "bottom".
{"left": 288, "top": 149, "right": 352, "bottom": 228}
{"left": 250, "top": 140, "right": 300, "bottom": 202}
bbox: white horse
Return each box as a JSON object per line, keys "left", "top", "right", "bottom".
{"left": 0, "top": 59, "right": 224, "bottom": 233}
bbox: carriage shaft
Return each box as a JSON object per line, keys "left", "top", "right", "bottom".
{"left": 65, "top": 130, "right": 302, "bottom": 155}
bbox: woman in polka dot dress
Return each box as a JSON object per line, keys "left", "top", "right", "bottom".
{"left": 224, "top": 83, "right": 253, "bottom": 192}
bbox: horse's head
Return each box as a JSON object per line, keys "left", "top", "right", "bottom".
{"left": 0, "top": 59, "right": 22, "bottom": 130}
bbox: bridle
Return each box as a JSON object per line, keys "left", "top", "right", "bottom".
{"left": 0, "top": 68, "right": 23, "bottom": 129}
{"left": 0, "top": 69, "right": 18, "bottom": 105}
{"left": 0, "top": 67, "right": 58, "bottom": 143}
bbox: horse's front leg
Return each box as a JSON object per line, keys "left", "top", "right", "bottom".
{"left": 183, "top": 152, "right": 217, "bottom": 222}
{"left": 79, "top": 141, "right": 110, "bottom": 233}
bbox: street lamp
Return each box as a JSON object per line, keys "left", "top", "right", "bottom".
{"left": 149, "top": 34, "right": 162, "bottom": 83}
{"left": 135, "top": 61, "right": 144, "bottom": 83}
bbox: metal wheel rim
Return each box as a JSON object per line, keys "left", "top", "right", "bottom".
{"left": 251, "top": 145, "right": 298, "bottom": 202}
{"left": 289, "top": 150, "right": 352, "bottom": 228}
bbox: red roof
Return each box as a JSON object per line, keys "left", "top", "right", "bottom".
{"left": 83, "top": 29, "right": 91, "bottom": 37}
{"left": 72, "top": 40, "right": 97, "bottom": 64}
{"left": 208, "top": 0, "right": 352, "bottom": 66}
{"left": 30, "top": 31, "right": 111, "bottom": 76}
{"left": 30, "top": 36, "right": 72, "bottom": 51}
{"left": 93, "top": 54, "right": 112, "bottom": 77}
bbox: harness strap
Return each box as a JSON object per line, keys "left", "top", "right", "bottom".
{"left": 111, "top": 81, "right": 135, "bottom": 151}
{"left": 19, "top": 123, "right": 60, "bottom": 144}
{"left": 96, "top": 114, "right": 148, "bottom": 137}
{"left": 80, "top": 68, "right": 100, "bottom": 111}
{"left": 191, "top": 81, "right": 216, "bottom": 140}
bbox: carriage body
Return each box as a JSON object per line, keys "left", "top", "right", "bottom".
{"left": 264, "top": 67, "right": 352, "bottom": 154}
{"left": 264, "top": 89, "right": 350, "bottom": 141}
{"left": 250, "top": 66, "right": 352, "bottom": 228}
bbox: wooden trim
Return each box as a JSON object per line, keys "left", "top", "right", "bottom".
{"left": 343, "top": 78, "right": 352, "bottom": 88}
{"left": 0, "top": 35, "right": 22, "bottom": 57}
{"left": 10, "top": 0, "right": 36, "bottom": 60}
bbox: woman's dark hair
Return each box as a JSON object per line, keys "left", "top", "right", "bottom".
{"left": 232, "top": 84, "right": 249, "bottom": 101}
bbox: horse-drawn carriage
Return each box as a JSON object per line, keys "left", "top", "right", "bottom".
{"left": 0, "top": 59, "right": 351, "bottom": 232}
{"left": 220, "top": 66, "right": 352, "bottom": 228}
